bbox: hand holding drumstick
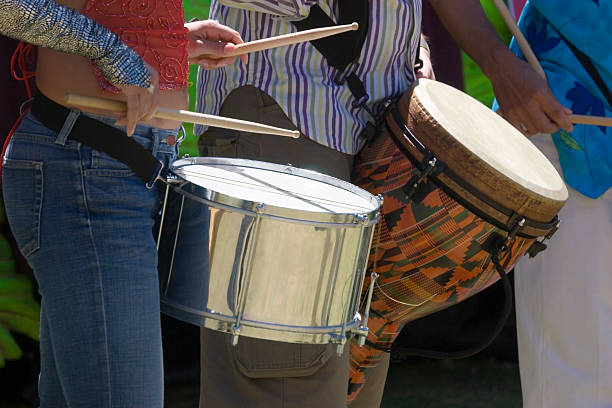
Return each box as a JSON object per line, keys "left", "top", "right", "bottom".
{"left": 65, "top": 94, "right": 301, "bottom": 139}
{"left": 187, "top": 23, "right": 359, "bottom": 66}
{"left": 185, "top": 20, "right": 249, "bottom": 69}
{"left": 491, "top": 0, "right": 612, "bottom": 130}
{"left": 116, "top": 21, "right": 357, "bottom": 134}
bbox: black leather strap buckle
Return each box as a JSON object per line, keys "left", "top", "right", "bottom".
{"left": 334, "top": 61, "right": 360, "bottom": 86}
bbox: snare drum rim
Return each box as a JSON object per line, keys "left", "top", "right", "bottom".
{"left": 168, "top": 157, "right": 382, "bottom": 226}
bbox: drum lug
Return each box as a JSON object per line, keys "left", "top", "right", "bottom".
{"left": 231, "top": 325, "right": 242, "bottom": 346}
{"left": 329, "top": 334, "right": 347, "bottom": 356}
{"left": 354, "top": 213, "right": 370, "bottom": 225}
{"left": 356, "top": 326, "right": 369, "bottom": 346}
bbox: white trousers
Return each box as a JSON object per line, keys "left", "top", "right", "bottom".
{"left": 515, "top": 134, "right": 612, "bottom": 408}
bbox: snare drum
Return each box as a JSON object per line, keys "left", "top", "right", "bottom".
{"left": 156, "top": 157, "right": 381, "bottom": 349}
{"left": 348, "top": 79, "right": 568, "bottom": 399}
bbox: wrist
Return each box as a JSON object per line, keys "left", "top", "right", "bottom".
{"left": 479, "top": 46, "right": 512, "bottom": 79}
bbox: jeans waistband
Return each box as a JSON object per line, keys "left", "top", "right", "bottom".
{"left": 30, "top": 92, "right": 166, "bottom": 187}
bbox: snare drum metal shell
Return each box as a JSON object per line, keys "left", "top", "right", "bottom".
{"left": 157, "top": 158, "right": 381, "bottom": 345}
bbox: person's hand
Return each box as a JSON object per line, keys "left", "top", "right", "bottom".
{"left": 115, "top": 62, "right": 160, "bottom": 136}
{"left": 185, "top": 19, "right": 247, "bottom": 69}
{"left": 487, "top": 51, "right": 573, "bottom": 136}
{"left": 416, "top": 45, "right": 436, "bottom": 80}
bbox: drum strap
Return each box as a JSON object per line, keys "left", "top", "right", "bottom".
{"left": 30, "top": 92, "right": 164, "bottom": 187}
{"left": 293, "top": 0, "right": 370, "bottom": 109}
{"left": 559, "top": 33, "right": 612, "bottom": 109}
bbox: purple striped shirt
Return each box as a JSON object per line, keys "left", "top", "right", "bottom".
{"left": 195, "top": 0, "right": 422, "bottom": 154}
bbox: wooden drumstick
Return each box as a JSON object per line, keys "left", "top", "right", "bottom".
{"left": 492, "top": 0, "right": 546, "bottom": 79}
{"left": 568, "top": 114, "right": 612, "bottom": 127}
{"left": 492, "top": 0, "right": 612, "bottom": 128}
{"left": 194, "top": 23, "right": 358, "bottom": 60}
{"left": 64, "top": 94, "right": 301, "bottom": 138}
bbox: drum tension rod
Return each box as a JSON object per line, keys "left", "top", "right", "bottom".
{"left": 504, "top": 212, "right": 526, "bottom": 251}
{"left": 357, "top": 271, "right": 379, "bottom": 347}
{"left": 402, "top": 152, "right": 441, "bottom": 202}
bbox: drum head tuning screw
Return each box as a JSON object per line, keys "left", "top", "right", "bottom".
{"left": 356, "top": 326, "right": 369, "bottom": 347}
{"left": 328, "top": 334, "right": 347, "bottom": 356}
{"left": 231, "top": 326, "right": 241, "bottom": 346}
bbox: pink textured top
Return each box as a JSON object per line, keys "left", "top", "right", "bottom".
{"left": 83, "top": 0, "right": 189, "bottom": 93}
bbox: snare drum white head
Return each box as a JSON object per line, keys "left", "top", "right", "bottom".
{"left": 171, "top": 158, "right": 379, "bottom": 217}
{"left": 413, "top": 79, "right": 566, "bottom": 202}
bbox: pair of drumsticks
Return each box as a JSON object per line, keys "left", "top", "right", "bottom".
{"left": 66, "top": 9, "right": 612, "bottom": 135}
{"left": 65, "top": 23, "right": 359, "bottom": 138}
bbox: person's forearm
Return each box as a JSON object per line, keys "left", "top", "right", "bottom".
{"left": 0, "top": 0, "right": 150, "bottom": 88}
{"left": 427, "top": 0, "right": 573, "bottom": 135}
{"left": 427, "top": 0, "right": 515, "bottom": 78}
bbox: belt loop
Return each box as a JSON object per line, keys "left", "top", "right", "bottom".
{"left": 151, "top": 127, "right": 161, "bottom": 157}
{"left": 56, "top": 109, "right": 81, "bottom": 146}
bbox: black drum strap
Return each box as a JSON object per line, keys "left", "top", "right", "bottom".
{"left": 293, "top": 0, "right": 370, "bottom": 107}
{"left": 559, "top": 32, "right": 612, "bottom": 108}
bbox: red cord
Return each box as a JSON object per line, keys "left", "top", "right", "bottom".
{"left": 10, "top": 42, "right": 36, "bottom": 99}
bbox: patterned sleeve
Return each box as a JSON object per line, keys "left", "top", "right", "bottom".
{"left": 0, "top": 0, "right": 150, "bottom": 88}
{"left": 218, "top": 0, "right": 319, "bottom": 18}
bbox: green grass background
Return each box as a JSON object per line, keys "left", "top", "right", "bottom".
{"left": 181, "top": 0, "right": 212, "bottom": 157}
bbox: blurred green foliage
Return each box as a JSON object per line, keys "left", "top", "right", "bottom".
{"left": 0, "top": 201, "right": 40, "bottom": 368}
{"left": 461, "top": 0, "right": 512, "bottom": 107}
{"left": 181, "top": 0, "right": 212, "bottom": 157}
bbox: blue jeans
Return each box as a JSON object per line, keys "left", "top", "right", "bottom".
{"left": 2, "top": 111, "right": 179, "bottom": 407}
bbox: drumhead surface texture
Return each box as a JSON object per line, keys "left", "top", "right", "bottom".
{"left": 171, "top": 158, "right": 378, "bottom": 215}
{"left": 395, "top": 79, "right": 567, "bottom": 223}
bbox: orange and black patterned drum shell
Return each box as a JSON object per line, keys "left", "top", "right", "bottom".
{"left": 347, "top": 128, "right": 536, "bottom": 403}
{"left": 347, "top": 80, "right": 567, "bottom": 402}
{"left": 353, "top": 128, "right": 534, "bottom": 325}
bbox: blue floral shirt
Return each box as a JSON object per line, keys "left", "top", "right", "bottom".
{"left": 495, "top": 0, "right": 612, "bottom": 198}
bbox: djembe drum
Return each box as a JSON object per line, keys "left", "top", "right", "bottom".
{"left": 348, "top": 79, "right": 568, "bottom": 400}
